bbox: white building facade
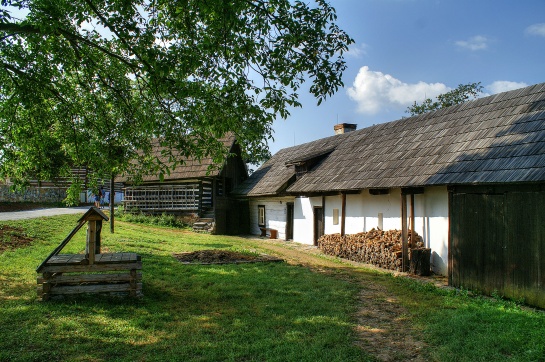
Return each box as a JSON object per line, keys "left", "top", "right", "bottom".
{"left": 248, "top": 186, "right": 449, "bottom": 275}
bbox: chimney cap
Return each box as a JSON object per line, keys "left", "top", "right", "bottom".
{"left": 334, "top": 123, "right": 357, "bottom": 134}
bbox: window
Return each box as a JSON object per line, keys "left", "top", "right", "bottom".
{"left": 258, "top": 205, "right": 266, "bottom": 227}
{"left": 332, "top": 208, "right": 339, "bottom": 225}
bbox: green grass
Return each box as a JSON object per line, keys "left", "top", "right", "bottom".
{"left": 385, "top": 277, "right": 545, "bottom": 362}
{"left": 1, "top": 214, "right": 544, "bottom": 361}
{"left": 0, "top": 215, "right": 366, "bottom": 362}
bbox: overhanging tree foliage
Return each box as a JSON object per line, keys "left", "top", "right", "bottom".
{"left": 406, "top": 82, "right": 483, "bottom": 116}
{"left": 0, "top": 0, "right": 353, "bottom": 202}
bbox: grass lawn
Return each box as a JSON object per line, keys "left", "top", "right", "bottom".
{"left": 1, "top": 214, "right": 544, "bottom": 361}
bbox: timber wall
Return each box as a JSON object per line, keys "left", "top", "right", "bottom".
{"left": 215, "top": 197, "right": 249, "bottom": 235}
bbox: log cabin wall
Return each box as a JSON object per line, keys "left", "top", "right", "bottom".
{"left": 449, "top": 184, "right": 545, "bottom": 308}
{"left": 215, "top": 197, "right": 249, "bottom": 235}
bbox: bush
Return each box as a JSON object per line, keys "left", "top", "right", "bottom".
{"left": 116, "top": 208, "right": 187, "bottom": 228}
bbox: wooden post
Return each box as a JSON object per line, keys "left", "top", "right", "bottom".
{"left": 410, "top": 193, "right": 415, "bottom": 247}
{"left": 95, "top": 220, "right": 102, "bottom": 254}
{"left": 110, "top": 175, "right": 115, "bottom": 233}
{"left": 130, "top": 269, "right": 137, "bottom": 297}
{"left": 87, "top": 220, "right": 96, "bottom": 265}
{"left": 341, "top": 192, "right": 346, "bottom": 237}
{"left": 401, "top": 193, "right": 408, "bottom": 272}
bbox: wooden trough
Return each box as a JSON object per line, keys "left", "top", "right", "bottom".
{"left": 36, "top": 207, "right": 142, "bottom": 301}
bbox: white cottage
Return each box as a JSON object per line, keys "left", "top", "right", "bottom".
{"left": 233, "top": 82, "right": 545, "bottom": 308}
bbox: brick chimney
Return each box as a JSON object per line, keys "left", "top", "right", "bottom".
{"left": 334, "top": 123, "right": 357, "bottom": 135}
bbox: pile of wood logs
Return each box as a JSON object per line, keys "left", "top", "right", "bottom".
{"left": 318, "top": 228, "right": 424, "bottom": 272}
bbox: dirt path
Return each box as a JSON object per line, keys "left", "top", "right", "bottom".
{"left": 247, "top": 238, "right": 430, "bottom": 361}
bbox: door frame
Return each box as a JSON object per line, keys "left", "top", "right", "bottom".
{"left": 286, "top": 202, "right": 294, "bottom": 240}
{"left": 313, "top": 206, "right": 324, "bottom": 246}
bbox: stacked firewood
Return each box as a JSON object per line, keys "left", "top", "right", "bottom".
{"left": 317, "top": 228, "right": 424, "bottom": 271}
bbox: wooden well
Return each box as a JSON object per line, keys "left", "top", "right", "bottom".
{"left": 36, "top": 207, "right": 142, "bottom": 301}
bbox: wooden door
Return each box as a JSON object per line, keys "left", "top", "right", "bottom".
{"left": 313, "top": 206, "right": 324, "bottom": 245}
{"left": 286, "top": 203, "right": 294, "bottom": 240}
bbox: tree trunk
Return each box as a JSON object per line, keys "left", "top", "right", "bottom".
{"left": 110, "top": 175, "right": 115, "bottom": 233}
{"left": 409, "top": 248, "right": 431, "bottom": 276}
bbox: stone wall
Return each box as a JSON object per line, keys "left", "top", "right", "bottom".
{"left": 0, "top": 185, "right": 66, "bottom": 203}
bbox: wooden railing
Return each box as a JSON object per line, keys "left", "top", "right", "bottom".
{"left": 123, "top": 184, "right": 200, "bottom": 211}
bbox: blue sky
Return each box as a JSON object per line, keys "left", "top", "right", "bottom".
{"left": 269, "top": 0, "right": 545, "bottom": 155}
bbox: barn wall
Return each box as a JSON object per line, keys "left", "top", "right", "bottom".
{"left": 249, "top": 197, "right": 294, "bottom": 240}
{"left": 450, "top": 184, "right": 545, "bottom": 308}
{"left": 215, "top": 197, "right": 249, "bottom": 235}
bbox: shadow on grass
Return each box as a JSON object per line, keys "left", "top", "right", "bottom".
{"left": 0, "top": 253, "right": 369, "bottom": 362}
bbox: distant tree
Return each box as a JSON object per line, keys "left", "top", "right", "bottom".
{"left": 406, "top": 82, "right": 484, "bottom": 116}
{"left": 0, "top": 0, "right": 353, "bottom": 200}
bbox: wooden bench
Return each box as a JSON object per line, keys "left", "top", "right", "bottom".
{"left": 36, "top": 207, "right": 142, "bottom": 301}
{"left": 259, "top": 227, "right": 278, "bottom": 239}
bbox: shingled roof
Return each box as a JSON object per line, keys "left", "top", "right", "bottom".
{"left": 124, "top": 133, "right": 237, "bottom": 184}
{"left": 235, "top": 82, "right": 545, "bottom": 196}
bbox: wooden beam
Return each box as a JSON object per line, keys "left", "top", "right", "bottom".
{"left": 448, "top": 187, "right": 453, "bottom": 286}
{"left": 86, "top": 220, "right": 96, "bottom": 265}
{"left": 341, "top": 192, "right": 346, "bottom": 236}
{"left": 401, "top": 187, "right": 425, "bottom": 195}
{"left": 36, "top": 221, "right": 86, "bottom": 272}
{"left": 322, "top": 195, "right": 326, "bottom": 239}
{"left": 410, "top": 194, "right": 415, "bottom": 247}
{"left": 369, "top": 188, "right": 390, "bottom": 195}
{"left": 401, "top": 193, "right": 408, "bottom": 272}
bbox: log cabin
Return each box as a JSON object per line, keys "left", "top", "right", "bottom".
{"left": 122, "top": 134, "right": 249, "bottom": 235}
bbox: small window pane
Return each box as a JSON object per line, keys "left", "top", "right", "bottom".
{"left": 333, "top": 208, "right": 339, "bottom": 225}
{"left": 258, "top": 205, "right": 266, "bottom": 226}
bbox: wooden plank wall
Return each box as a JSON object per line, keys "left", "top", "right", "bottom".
{"left": 450, "top": 184, "right": 545, "bottom": 308}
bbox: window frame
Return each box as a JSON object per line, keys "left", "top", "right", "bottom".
{"left": 258, "top": 205, "right": 266, "bottom": 227}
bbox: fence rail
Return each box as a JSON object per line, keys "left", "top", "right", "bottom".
{"left": 123, "top": 184, "right": 200, "bottom": 211}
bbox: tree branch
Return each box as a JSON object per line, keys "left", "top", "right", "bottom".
{"left": 0, "top": 22, "right": 140, "bottom": 70}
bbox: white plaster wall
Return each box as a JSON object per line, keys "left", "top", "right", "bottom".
{"left": 346, "top": 193, "right": 365, "bottom": 234}
{"left": 249, "top": 197, "right": 294, "bottom": 240}
{"left": 324, "top": 195, "right": 342, "bottom": 235}
{"left": 317, "top": 187, "right": 449, "bottom": 275}
{"left": 293, "top": 196, "right": 322, "bottom": 245}
{"left": 359, "top": 189, "right": 402, "bottom": 232}
{"left": 413, "top": 187, "right": 449, "bottom": 275}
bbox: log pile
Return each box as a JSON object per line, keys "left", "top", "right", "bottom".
{"left": 317, "top": 228, "right": 424, "bottom": 272}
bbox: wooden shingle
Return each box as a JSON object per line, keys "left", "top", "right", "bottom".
{"left": 235, "top": 82, "right": 545, "bottom": 196}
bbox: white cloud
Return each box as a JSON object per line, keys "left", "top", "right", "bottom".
{"left": 526, "top": 23, "right": 545, "bottom": 37}
{"left": 346, "top": 66, "right": 449, "bottom": 114}
{"left": 486, "top": 81, "right": 528, "bottom": 94}
{"left": 346, "top": 43, "right": 368, "bottom": 58}
{"left": 455, "top": 35, "right": 489, "bottom": 51}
